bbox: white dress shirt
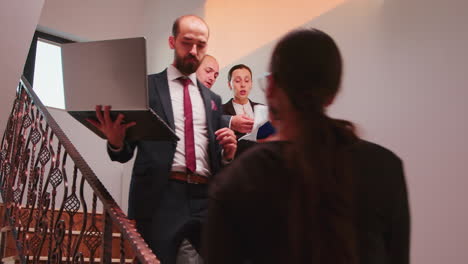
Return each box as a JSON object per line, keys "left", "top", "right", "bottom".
{"left": 167, "top": 65, "right": 211, "bottom": 177}
{"left": 232, "top": 101, "right": 254, "bottom": 119}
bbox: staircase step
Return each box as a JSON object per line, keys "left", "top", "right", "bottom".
{"left": 0, "top": 207, "right": 137, "bottom": 262}
{"left": 15, "top": 228, "right": 135, "bottom": 260}
{"left": 1, "top": 255, "right": 135, "bottom": 263}
{"left": 14, "top": 207, "right": 121, "bottom": 233}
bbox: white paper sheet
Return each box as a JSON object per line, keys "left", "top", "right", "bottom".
{"left": 238, "top": 105, "right": 269, "bottom": 142}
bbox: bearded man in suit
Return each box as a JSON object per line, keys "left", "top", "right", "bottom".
{"left": 89, "top": 15, "right": 237, "bottom": 264}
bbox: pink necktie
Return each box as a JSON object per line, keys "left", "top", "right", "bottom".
{"left": 179, "top": 77, "right": 196, "bottom": 173}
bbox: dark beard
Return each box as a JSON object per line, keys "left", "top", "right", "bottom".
{"left": 175, "top": 54, "right": 200, "bottom": 75}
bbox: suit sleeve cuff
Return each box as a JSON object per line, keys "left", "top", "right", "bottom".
{"left": 221, "top": 149, "right": 233, "bottom": 165}
{"left": 107, "top": 142, "right": 123, "bottom": 152}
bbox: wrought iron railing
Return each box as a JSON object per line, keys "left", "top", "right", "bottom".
{"left": 0, "top": 76, "right": 159, "bottom": 263}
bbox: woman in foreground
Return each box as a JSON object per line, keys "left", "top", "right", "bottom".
{"left": 203, "top": 28, "right": 410, "bottom": 264}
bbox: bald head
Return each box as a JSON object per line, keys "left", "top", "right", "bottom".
{"left": 197, "top": 55, "right": 219, "bottom": 88}
{"left": 169, "top": 15, "right": 210, "bottom": 75}
{"left": 172, "top": 15, "right": 209, "bottom": 39}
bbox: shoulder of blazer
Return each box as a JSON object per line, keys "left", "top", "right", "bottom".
{"left": 249, "top": 99, "right": 263, "bottom": 112}
{"left": 149, "top": 69, "right": 167, "bottom": 82}
{"left": 222, "top": 99, "right": 235, "bottom": 115}
{"left": 355, "top": 140, "right": 403, "bottom": 164}
{"left": 250, "top": 99, "right": 263, "bottom": 107}
{"left": 147, "top": 70, "right": 168, "bottom": 91}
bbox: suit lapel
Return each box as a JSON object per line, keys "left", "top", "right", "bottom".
{"left": 225, "top": 99, "right": 236, "bottom": 115}
{"left": 249, "top": 99, "right": 256, "bottom": 113}
{"left": 155, "top": 70, "right": 175, "bottom": 130}
{"left": 198, "top": 81, "right": 213, "bottom": 133}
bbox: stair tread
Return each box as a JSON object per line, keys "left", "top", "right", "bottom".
{"left": 2, "top": 255, "right": 135, "bottom": 263}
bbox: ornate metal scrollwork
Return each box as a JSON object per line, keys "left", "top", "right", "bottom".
{"left": 0, "top": 77, "right": 160, "bottom": 263}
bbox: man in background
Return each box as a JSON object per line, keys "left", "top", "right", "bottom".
{"left": 196, "top": 54, "right": 219, "bottom": 89}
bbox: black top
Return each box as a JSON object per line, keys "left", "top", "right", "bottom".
{"left": 203, "top": 140, "right": 410, "bottom": 264}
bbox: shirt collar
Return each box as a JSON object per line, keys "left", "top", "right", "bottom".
{"left": 167, "top": 64, "right": 198, "bottom": 86}
{"left": 232, "top": 99, "right": 251, "bottom": 106}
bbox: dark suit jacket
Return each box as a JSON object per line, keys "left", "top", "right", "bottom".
{"left": 108, "top": 70, "right": 224, "bottom": 220}
{"left": 204, "top": 140, "right": 410, "bottom": 264}
{"left": 222, "top": 98, "right": 260, "bottom": 139}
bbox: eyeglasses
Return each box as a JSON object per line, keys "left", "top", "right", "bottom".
{"left": 258, "top": 72, "right": 271, "bottom": 92}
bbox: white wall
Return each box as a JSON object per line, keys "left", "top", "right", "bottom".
{"left": 0, "top": 0, "right": 44, "bottom": 136}
{"left": 39, "top": 0, "right": 146, "bottom": 41}
{"left": 374, "top": 1, "right": 468, "bottom": 262}
{"left": 37, "top": 0, "right": 148, "bottom": 209}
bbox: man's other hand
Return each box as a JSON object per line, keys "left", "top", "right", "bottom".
{"left": 215, "top": 127, "right": 237, "bottom": 161}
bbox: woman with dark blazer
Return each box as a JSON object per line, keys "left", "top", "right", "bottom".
{"left": 203, "top": 29, "right": 410, "bottom": 264}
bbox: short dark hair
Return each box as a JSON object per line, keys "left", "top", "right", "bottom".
{"left": 228, "top": 64, "right": 252, "bottom": 82}
{"left": 172, "top": 17, "right": 182, "bottom": 37}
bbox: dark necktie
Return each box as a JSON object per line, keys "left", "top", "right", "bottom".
{"left": 179, "top": 77, "right": 196, "bottom": 173}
